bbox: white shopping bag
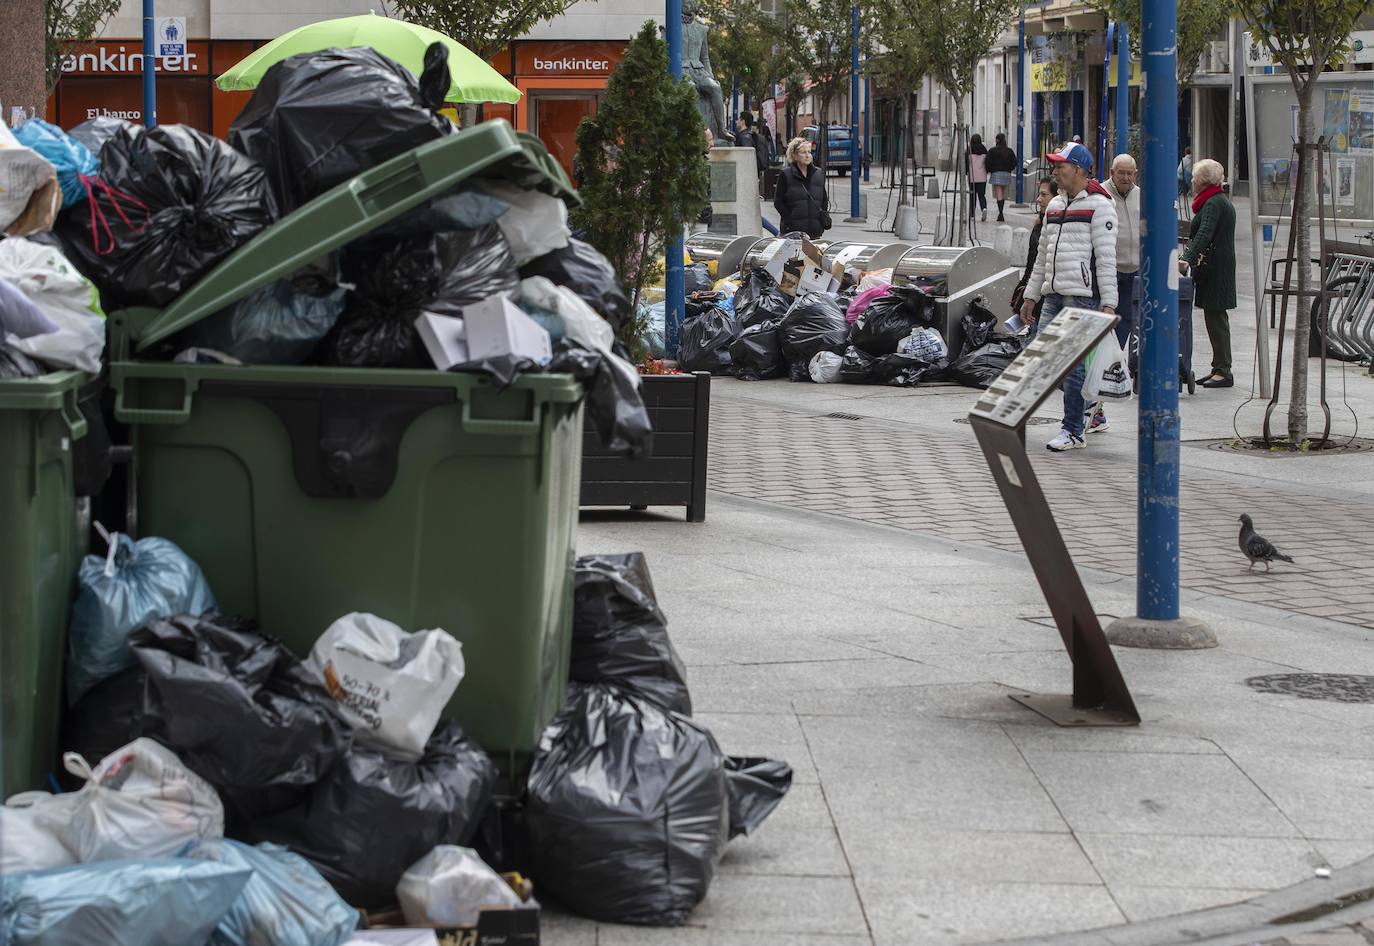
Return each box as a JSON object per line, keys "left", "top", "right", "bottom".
{"left": 0, "top": 237, "right": 105, "bottom": 371}
{"left": 1082, "top": 330, "right": 1133, "bottom": 400}
{"left": 0, "top": 791, "right": 80, "bottom": 873}
{"left": 397, "top": 845, "right": 529, "bottom": 928}
{"left": 308, "top": 613, "right": 465, "bottom": 760}
{"left": 0, "top": 124, "right": 60, "bottom": 235}
{"left": 48, "top": 738, "right": 224, "bottom": 864}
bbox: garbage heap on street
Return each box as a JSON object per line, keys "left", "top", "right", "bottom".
{"left": 0, "top": 42, "right": 791, "bottom": 946}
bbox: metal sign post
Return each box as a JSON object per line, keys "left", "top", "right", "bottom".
{"left": 967, "top": 307, "right": 1140, "bottom": 726}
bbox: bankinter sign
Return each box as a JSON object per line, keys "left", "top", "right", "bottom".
{"left": 532, "top": 57, "right": 609, "bottom": 72}
{"left": 60, "top": 42, "right": 207, "bottom": 75}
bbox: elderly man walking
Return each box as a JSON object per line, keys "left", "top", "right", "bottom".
{"left": 1083, "top": 153, "right": 1141, "bottom": 435}
{"left": 1019, "top": 141, "right": 1119, "bottom": 452}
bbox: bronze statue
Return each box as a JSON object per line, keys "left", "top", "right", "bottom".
{"left": 682, "top": 0, "right": 730, "bottom": 143}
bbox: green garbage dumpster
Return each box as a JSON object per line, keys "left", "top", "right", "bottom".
{"left": 107, "top": 122, "right": 585, "bottom": 770}
{"left": 1, "top": 370, "right": 88, "bottom": 797}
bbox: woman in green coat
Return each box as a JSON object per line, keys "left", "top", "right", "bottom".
{"left": 1179, "top": 158, "right": 1238, "bottom": 387}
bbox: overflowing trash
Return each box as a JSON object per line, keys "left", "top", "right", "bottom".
{"left": 12, "top": 120, "right": 98, "bottom": 209}
{"left": 0, "top": 123, "right": 61, "bottom": 235}
{"left": 947, "top": 306, "right": 1023, "bottom": 389}
{"left": 397, "top": 845, "right": 531, "bottom": 928}
{"left": 0, "top": 237, "right": 104, "bottom": 372}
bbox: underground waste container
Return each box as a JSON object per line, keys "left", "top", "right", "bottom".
{"left": 106, "top": 123, "right": 584, "bottom": 770}
{"left": 0, "top": 370, "right": 88, "bottom": 797}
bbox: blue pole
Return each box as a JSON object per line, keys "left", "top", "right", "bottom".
{"left": 849, "top": 4, "right": 860, "bottom": 219}
{"left": 1097, "top": 22, "right": 1113, "bottom": 175}
{"left": 1138, "top": 0, "right": 1179, "bottom": 620}
{"left": 863, "top": 75, "right": 871, "bottom": 182}
{"left": 1015, "top": 16, "right": 1025, "bottom": 203}
{"left": 142, "top": 0, "right": 157, "bottom": 128}
{"left": 731, "top": 75, "right": 739, "bottom": 127}
{"left": 1115, "top": 22, "right": 1129, "bottom": 158}
{"left": 666, "top": 0, "right": 685, "bottom": 359}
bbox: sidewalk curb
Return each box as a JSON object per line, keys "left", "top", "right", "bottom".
{"left": 980, "top": 855, "right": 1374, "bottom": 946}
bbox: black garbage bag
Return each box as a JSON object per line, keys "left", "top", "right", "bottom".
{"left": 322, "top": 225, "right": 518, "bottom": 368}
{"left": 229, "top": 44, "right": 451, "bottom": 212}
{"left": 849, "top": 285, "right": 939, "bottom": 356}
{"left": 69, "top": 377, "right": 112, "bottom": 498}
{"left": 732, "top": 268, "right": 790, "bottom": 329}
{"left": 725, "top": 757, "right": 794, "bottom": 839}
{"left": 519, "top": 239, "right": 632, "bottom": 331}
{"left": 788, "top": 359, "right": 812, "bottom": 382}
{"left": 548, "top": 340, "right": 652, "bottom": 459}
{"left": 958, "top": 300, "right": 999, "bottom": 356}
{"left": 66, "top": 116, "right": 138, "bottom": 158}
{"left": 572, "top": 553, "right": 691, "bottom": 715}
{"left": 128, "top": 614, "right": 353, "bottom": 812}
{"left": 0, "top": 345, "right": 42, "bottom": 379}
{"left": 684, "top": 262, "right": 713, "bottom": 296}
{"left": 838, "top": 344, "right": 877, "bottom": 383}
{"left": 948, "top": 336, "right": 1023, "bottom": 389}
{"left": 186, "top": 261, "right": 346, "bottom": 365}
{"left": 779, "top": 292, "right": 849, "bottom": 362}
{"left": 242, "top": 720, "right": 497, "bottom": 909}
{"left": 54, "top": 123, "right": 275, "bottom": 309}
{"left": 872, "top": 352, "right": 948, "bottom": 387}
{"left": 525, "top": 684, "right": 729, "bottom": 925}
{"left": 678, "top": 306, "right": 739, "bottom": 374}
{"left": 729, "top": 320, "right": 785, "bottom": 381}
{"left": 59, "top": 667, "right": 147, "bottom": 788}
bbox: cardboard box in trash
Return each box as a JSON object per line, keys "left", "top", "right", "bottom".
{"left": 462, "top": 295, "right": 552, "bottom": 364}
{"left": 767, "top": 238, "right": 838, "bottom": 296}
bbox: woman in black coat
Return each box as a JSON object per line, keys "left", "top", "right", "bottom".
{"left": 773, "top": 136, "right": 829, "bottom": 238}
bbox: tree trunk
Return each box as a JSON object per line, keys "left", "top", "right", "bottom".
{"left": 459, "top": 103, "right": 480, "bottom": 129}
{"left": 0, "top": 0, "right": 46, "bottom": 121}
{"left": 954, "top": 99, "right": 968, "bottom": 246}
{"left": 1287, "top": 82, "right": 1316, "bottom": 446}
{"left": 900, "top": 92, "right": 913, "bottom": 207}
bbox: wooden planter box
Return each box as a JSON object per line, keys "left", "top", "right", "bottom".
{"left": 580, "top": 372, "right": 711, "bottom": 522}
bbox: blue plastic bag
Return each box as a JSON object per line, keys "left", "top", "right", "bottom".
{"left": 188, "top": 841, "right": 358, "bottom": 946}
{"left": 13, "top": 119, "right": 98, "bottom": 208}
{"left": 67, "top": 532, "right": 217, "bottom": 703}
{"left": 190, "top": 278, "right": 347, "bottom": 365}
{"left": 0, "top": 857, "right": 250, "bottom": 946}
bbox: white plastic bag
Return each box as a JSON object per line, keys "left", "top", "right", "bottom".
{"left": 479, "top": 181, "right": 571, "bottom": 266}
{"left": 0, "top": 237, "right": 104, "bottom": 371}
{"left": 0, "top": 791, "right": 80, "bottom": 874}
{"left": 857, "top": 268, "right": 893, "bottom": 293}
{"left": 0, "top": 124, "right": 61, "bottom": 235}
{"left": 62, "top": 737, "right": 225, "bottom": 863}
{"left": 308, "top": 613, "right": 465, "bottom": 760}
{"left": 397, "top": 845, "right": 528, "bottom": 928}
{"left": 516, "top": 276, "right": 614, "bottom": 354}
{"left": 1082, "top": 330, "right": 1133, "bottom": 400}
{"left": 808, "top": 350, "right": 843, "bottom": 383}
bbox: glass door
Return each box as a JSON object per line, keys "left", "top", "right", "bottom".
{"left": 530, "top": 92, "right": 601, "bottom": 184}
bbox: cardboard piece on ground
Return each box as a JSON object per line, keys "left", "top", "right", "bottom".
{"left": 415, "top": 312, "right": 470, "bottom": 370}
{"left": 461, "top": 295, "right": 552, "bottom": 364}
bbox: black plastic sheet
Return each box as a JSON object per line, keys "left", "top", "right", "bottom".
{"left": 55, "top": 123, "right": 275, "bottom": 309}
{"left": 778, "top": 292, "right": 848, "bottom": 362}
{"left": 724, "top": 757, "right": 794, "bottom": 839}
{"left": 958, "top": 302, "right": 999, "bottom": 355}
{"left": 838, "top": 344, "right": 876, "bottom": 383}
{"left": 524, "top": 684, "right": 729, "bottom": 925}
{"left": 229, "top": 45, "right": 451, "bottom": 212}
{"left": 948, "top": 337, "right": 1023, "bottom": 389}
{"left": 548, "top": 341, "right": 652, "bottom": 459}
{"left": 572, "top": 553, "right": 691, "bottom": 715}
{"left": 872, "top": 352, "right": 948, "bottom": 387}
{"left": 729, "top": 320, "right": 785, "bottom": 381}
{"left": 519, "top": 239, "right": 632, "bottom": 331}
{"left": 241, "top": 721, "right": 497, "bottom": 909}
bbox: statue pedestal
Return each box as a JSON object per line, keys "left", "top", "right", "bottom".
{"left": 707, "top": 147, "right": 760, "bottom": 236}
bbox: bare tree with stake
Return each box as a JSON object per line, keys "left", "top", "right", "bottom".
{"left": 898, "top": 0, "right": 1018, "bottom": 245}
{"left": 1232, "top": 0, "right": 1374, "bottom": 446}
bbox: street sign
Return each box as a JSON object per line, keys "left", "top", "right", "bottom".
{"left": 967, "top": 307, "right": 1140, "bottom": 727}
{"left": 155, "top": 17, "right": 187, "bottom": 58}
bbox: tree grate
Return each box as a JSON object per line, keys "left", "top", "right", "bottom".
{"left": 1246, "top": 673, "right": 1374, "bottom": 703}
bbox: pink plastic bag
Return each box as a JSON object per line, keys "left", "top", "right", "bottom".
{"left": 847, "top": 285, "right": 892, "bottom": 325}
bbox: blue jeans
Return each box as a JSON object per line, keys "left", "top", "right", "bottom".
{"left": 1115, "top": 271, "right": 1138, "bottom": 347}
{"left": 1029, "top": 293, "right": 1093, "bottom": 438}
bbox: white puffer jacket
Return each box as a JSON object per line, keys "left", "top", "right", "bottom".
{"left": 1024, "top": 180, "right": 1119, "bottom": 309}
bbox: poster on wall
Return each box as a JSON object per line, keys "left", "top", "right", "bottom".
{"left": 1335, "top": 156, "right": 1357, "bottom": 206}
{"left": 1349, "top": 92, "right": 1374, "bottom": 153}
{"left": 1324, "top": 89, "right": 1351, "bottom": 152}
{"left": 1258, "top": 157, "right": 1293, "bottom": 207}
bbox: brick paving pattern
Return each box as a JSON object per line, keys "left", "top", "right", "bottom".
{"left": 707, "top": 395, "right": 1374, "bottom": 629}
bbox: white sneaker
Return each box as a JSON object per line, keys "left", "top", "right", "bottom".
{"left": 1046, "top": 429, "right": 1086, "bottom": 451}
{"left": 1085, "top": 408, "right": 1110, "bottom": 434}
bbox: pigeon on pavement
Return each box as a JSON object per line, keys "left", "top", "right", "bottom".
{"left": 1238, "top": 514, "right": 1295, "bottom": 572}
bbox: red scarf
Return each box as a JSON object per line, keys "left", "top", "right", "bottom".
{"left": 1191, "top": 184, "right": 1223, "bottom": 214}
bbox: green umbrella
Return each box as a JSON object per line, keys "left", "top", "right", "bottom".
{"left": 215, "top": 13, "right": 520, "bottom": 104}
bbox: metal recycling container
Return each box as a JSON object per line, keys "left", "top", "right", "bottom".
{"left": 686, "top": 233, "right": 759, "bottom": 279}
{"left": 107, "top": 122, "right": 586, "bottom": 767}
{"left": 0, "top": 370, "right": 88, "bottom": 796}
{"left": 894, "top": 245, "right": 1022, "bottom": 353}
{"left": 822, "top": 241, "right": 914, "bottom": 276}
{"left": 737, "top": 237, "right": 834, "bottom": 275}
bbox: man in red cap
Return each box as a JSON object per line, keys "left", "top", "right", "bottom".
{"left": 1019, "top": 141, "right": 1119, "bottom": 452}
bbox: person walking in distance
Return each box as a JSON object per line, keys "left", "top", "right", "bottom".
{"left": 774, "top": 137, "right": 830, "bottom": 238}
{"left": 1179, "top": 158, "right": 1237, "bottom": 387}
{"left": 985, "top": 133, "right": 1018, "bottom": 221}
{"left": 967, "top": 134, "right": 990, "bottom": 222}
{"left": 1011, "top": 178, "right": 1058, "bottom": 322}
{"left": 1086, "top": 152, "right": 1141, "bottom": 435}
{"left": 1019, "top": 142, "right": 1119, "bottom": 452}
{"left": 734, "top": 112, "right": 768, "bottom": 176}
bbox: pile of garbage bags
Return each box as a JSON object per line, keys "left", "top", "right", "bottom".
{"left": 0, "top": 41, "right": 650, "bottom": 458}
